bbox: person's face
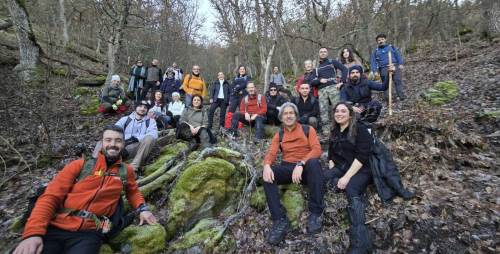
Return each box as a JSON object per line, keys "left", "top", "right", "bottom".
{"left": 112, "top": 80, "right": 120, "bottom": 86}
{"left": 349, "top": 70, "right": 361, "bottom": 82}
{"left": 167, "top": 72, "right": 174, "bottom": 78}
{"left": 281, "top": 106, "right": 297, "bottom": 127}
{"left": 102, "top": 130, "right": 124, "bottom": 161}
{"left": 246, "top": 83, "right": 256, "bottom": 95}
{"left": 334, "top": 104, "right": 351, "bottom": 126}
{"left": 319, "top": 48, "right": 328, "bottom": 58}
{"left": 299, "top": 84, "right": 310, "bottom": 97}
{"left": 172, "top": 62, "right": 177, "bottom": 68}
{"left": 218, "top": 72, "right": 225, "bottom": 80}
{"left": 155, "top": 92, "right": 162, "bottom": 101}
{"left": 137, "top": 61, "right": 143, "bottom": 66}
{"left": 192, "top": 66, "right": 200, "bottom": 75}
{"left": 192, "top": 96, "right": 202, "bottom": 108}
{"left": 239, "top": 66, "right": 246, "bottom": 75}
{"left": 304, "top": 62, "right": 313, "bottom": 71}
{"left": 173, "top": 95, "right": 180, "bottom": 101}
{"left": 377, "top": 37, "right": 386, "bottom": 46}
{"left": 269, "top": 87, "right": 278, "bottom": 96}
{"left": 273, "top": 67, "right": 278, "bottom": 73}
{"left": 135, "top": 104, "right": 148, "bottom": 116}
{"left": 152, "top": 59, "right": 159, "bottom": 65}
{"left": 342, "top": 49, "right": 350, "bottom": 59}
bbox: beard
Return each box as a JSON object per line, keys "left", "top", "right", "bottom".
{"left": 103, "top": 146, "right": 121, "bottom": 163}
{"left": 350, "top": 76, "right": 359, "bottom": 83}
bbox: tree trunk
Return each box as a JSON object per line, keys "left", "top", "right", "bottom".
{"left": 58, "top": 0, "right": 69, "bottom": 46}
{"left": 263, "top": 41, "right": 276, "bottom": 92}
{"left": 5, "top": 0, "right": 43, "bottom": 83}
{"left": 105, "top": 0, "right": 131, "bottom": 84}
{"left": 481, "top": 0, "right": 500, "bottom": 38}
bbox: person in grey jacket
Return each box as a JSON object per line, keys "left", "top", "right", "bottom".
{"left": 208, "top": 72, "right": 230, "bottom": 130}
{"left": 176, "top": 95, "right": 214, "bottom": 148}
{"left": 270, "top": 66, "right": 286, "bottom": 89}
{"left": 141, "top": 59, "right": 163, "bottom": 100}
{"left": 99, "top": 75, "right": 128, "bottom": 114}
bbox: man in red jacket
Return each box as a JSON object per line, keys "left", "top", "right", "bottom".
{"left": 13, "top": 125, "right": 157, "bottom": 254}
{"left": 229, "top": 81, "right": 267, "bottom": 140}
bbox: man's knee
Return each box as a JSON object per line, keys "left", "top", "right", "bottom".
{"left": 305, "top": 158, "right": 322, "bottom": 174}
{"left": 141, "top": 135, "right": 156, "bottom": 145}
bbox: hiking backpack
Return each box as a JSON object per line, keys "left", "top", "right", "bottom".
{"left": 243, "top": 94, "right": 263, "bottom": 112}
{"left": 278, "top": 124, "right": 310, "bottom": 151}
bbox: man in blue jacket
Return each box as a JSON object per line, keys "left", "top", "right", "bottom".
{"left": 341, "top": 65, "right": 387, "bottom": 123}
{"left": 314, "top": 47, "right": 348, "bottom": 136}
{"left": 208, "top": 72, "right": 230, "bottom": 130}
{"left": 370, "top": 34, "right": 406, "bottom": 101}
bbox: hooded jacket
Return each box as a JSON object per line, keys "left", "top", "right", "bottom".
{"left": 340, "top": 77, "right": 387, "bottom": 106}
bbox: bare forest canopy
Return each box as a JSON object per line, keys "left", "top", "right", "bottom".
{"left": 1, "top": 0, "right": 499, "bottom": 86}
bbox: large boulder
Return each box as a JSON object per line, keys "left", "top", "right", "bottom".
{"left": 75, "top": 74, "right": 106, "bottom": 86}
{"left": 422, "top": 80, "right": 459, "bottom": 105}
{"left": 165, "top": 157, "right": 244, "bottom": 240}
{"left": 107, "top": 224, "right": 167, "bottom": 254}
{"left": 143, "top": 142, "right": 188, "bottom": 176}
{"left": 168, "top": 218, "right": 236, "bottom": 253}
{"left": 281, "top": 184, "right": 305, "bottom": 227}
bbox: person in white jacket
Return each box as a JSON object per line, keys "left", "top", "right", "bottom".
{"left": 167, "top": 92, "right": 185, "bottom": 127}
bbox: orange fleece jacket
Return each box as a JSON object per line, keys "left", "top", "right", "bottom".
{"left": 22, "top": 153, "right": 145, "bottom": 239}
{"left": 239, "top": 94, "right": 267, "bottom": 116}
{"left": 181, "top": 74, "right": 208, "bottom": 97}
{"left": 264, "top": 123, "right": 322, "bottom": 165}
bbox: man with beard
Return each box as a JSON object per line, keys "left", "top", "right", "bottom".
{"left": 181, "top": 65, "right": 207, "bottom": 107}
{"left": 262, "top": 102, "right": 324, "bottom": 245}
{"left": 229, "top": 81, "right": 267, "bottom": 141}
{"left": 340, "top": 65, "right": 387, "bottom": 123}
{"left": 292, "top": 83, "right": 320, "bottom": 130}
{"left": 265, "top": 83, "right": 287, "bottom": 126}
{"left": 316, "top": 47, "right": 348, "bottom": 136}
{"left": 94, "top": 101, "right": 158, "bottom": 171}
{"left": 13, "top": 125, "right": 157, "bottom": 254}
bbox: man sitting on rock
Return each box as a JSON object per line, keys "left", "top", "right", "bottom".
{"left": 99, "top": 74, "right": 128, "bottom": 114}
{"left": 265, "top": 83, "right": 287, "bottom": 126}
{"left": 13, "top": 125, "right": 157, "bottom": 254}
{"left": 262, "top": 102, "right": 324, "bottom": 245}
{"left": 94, "top": 101, "right": 158, "bottom": 172}
{"left": 229, "top": 81, "right": 267, "bottom": 141}
{"left": 291, "top": 82, "right": 320, "bottom": 130}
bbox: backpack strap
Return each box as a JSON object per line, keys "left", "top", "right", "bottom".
{"left": 278, "top": 124, "right": 310, "bottom": 152}
{"left": 77, "top": 158, "right": 97, "bottom": 182}
{"left": 244, "top": 95, "right": 249, "bottom": 112}
{"left": 257, "top": 94, "right": 262, "bottom": 107}
{"left": 123, "top": 117, "right": 132, "bottom": 132}
{"left": 118, "top": 163, "right": 128, "bottom": 193}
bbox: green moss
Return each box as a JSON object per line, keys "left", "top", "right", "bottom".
{"left": 99, "top": 244, "right": 113, "bottom": 254}
{"left": 72, "top": 87, "right": 94, "bottom": 98}
{"left": 264, "top": 125, "right": 280, "bottom": 139}
{"left": 9, "top": 216, "right": 23, "bottom": 233}
{"left": 143, "top": 142, "right": 188, "bottom": 176}
{"left": 166, "top": 157, "right": 243, "bottom": 240}
{"left": 475, "top": 109, "right": 500, "bottom": 121}
{"left": 51, "top": 67, "right": 69, "bottom": 76}
{"left": 79, "top": 97, "right": 100, "bottom": 116}
{"left": 250, "top": 186, "right": 267, "bottom": 212}
{"left": 422, "top": 80, "right": 459, "bottom": 105}
{"left": 109, "top": 224, "right": 166, "bottom": 254}
{"left": 75, "top": 74, "right": 107, "bottom": 86}
{"left": 282, "top": 186, "right": 305, "bottom": 227}
{"left": 169, "top": 218, "right": 235, "bottom": 253}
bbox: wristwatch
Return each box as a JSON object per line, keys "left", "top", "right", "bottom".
{"left": 137, "top": 204, "right": 150, "bottom": 213}
{"left": 296, "top": 161, "right": 305, "bottom": 167}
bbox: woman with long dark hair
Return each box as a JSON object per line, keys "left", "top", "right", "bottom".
{"left": 326, "top": 102, "right": 372, "bottom": 253}
{"left": 176, "top": 95, "right": 214, "bottom": 148}
{"left": 147, "top": 90, "right": 172, "bottom": 129}
{"left": 339, "top": 48, "right": 362, "bottom": 69}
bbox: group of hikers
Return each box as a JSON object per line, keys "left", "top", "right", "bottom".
{"left": 13, "top": 34, "right": 413, "bottom": 254}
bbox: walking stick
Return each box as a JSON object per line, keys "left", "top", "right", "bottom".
{"left": 388, "top": 51, "right": 393, "bottom": 116}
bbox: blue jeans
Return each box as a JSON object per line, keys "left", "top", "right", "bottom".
{"left": 184, "top": 94, "right": 193, "bottom": 107}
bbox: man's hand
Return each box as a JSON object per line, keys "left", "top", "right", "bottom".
{"left": 320, "top": 78, "right": 328, "bottom": 84}
{"left": 245, "top": 113, "right": 251, "bottom": 121}
{"left": 263, "top": 165, "right": 274, "bottom": 183}
{"left": 337, "top": 176, "right": 351, "bottom": 190}
{"left": 250, "top": 114, "right": 257, "bottom": 121}
{"left": 388, "top": 64, "right": 396, "bottom": 72}
{"left": 190, "top": 126, "right": 197, "bottom": 135}
{"left": 292, "top": 165, "right": 303, "bottom": 184}
{"left": 156, "top": 81, "right": 160, "bottom": 85}
{"left": 116, "top": 99, "right": 123, "bottom": 106}
{"left": 353, "top": 106, "right": 364, "bottom": 113}
{"left": 328, "top": 160, "right": 335, "bottom": 169}
{"left": 139, "top": 211, "right": 157, "bottom": 225}
{"left": 13, "top": 236, "right": 43, "bottom": 254}
{"left": 335, "top": 82, "right": 343, "bottom": 90}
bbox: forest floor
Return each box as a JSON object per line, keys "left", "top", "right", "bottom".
{"left": 0, "top": 38, "right": 498, "bottom": 253}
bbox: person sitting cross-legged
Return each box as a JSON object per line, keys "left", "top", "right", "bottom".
{"left": 176, "top": 95, "right": 214, "bottom": 149}
{"left": 262, "top": 102, "right": 324, "bottom": 245}
{"left": 13, "top": 125, "right": 157, "bottom": 254}
{"left": 229, "top": 81, "right": 267, "bottom": 140}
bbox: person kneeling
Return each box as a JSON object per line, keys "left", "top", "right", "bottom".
{"left": 176, "top": 95, "right": 214, "bottom": 149}
{"left": 262, "top": 102, "right": 324, "bottom": 245}
{"left": 13, "top": 125, "right": 157, "bottom": 254}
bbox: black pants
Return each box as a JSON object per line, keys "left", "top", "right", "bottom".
{"left": 380, "top": 66, "right": 405, "bottom": 100}
{"left": 325, "top": 166, "right": 372, "bottom": 197}
{"left": 228, "top": 95, "right": 242, "bottom": 113}
{"left": 266, "top": 110, "right": 281, "bottom": 125}
{"left": 41, "top": 226, "right": 103, "bottom": 254}
{"left": 141, "top": 81, "right": 157, "bottom": 100}
{"left": 208, "top": 99, "right": 228, "bottom": 129}
{"left": 263, "top": 159, "right": 325, "bottom": 221}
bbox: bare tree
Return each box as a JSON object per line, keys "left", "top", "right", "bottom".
{"left": 58, "top": 0, "right": 70, "bottom": 46}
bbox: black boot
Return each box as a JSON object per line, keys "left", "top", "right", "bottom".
{"left": 386, "top": 177, "right": 415, "bottom": 200}
{"left": 307, "top": 213, "right": 323, "bottom": 234}
{"left": 347, "top": 196, "right": 372, "bottom": 254}
{"left": 266, "top": 217, "right": 290, "bottom": 245}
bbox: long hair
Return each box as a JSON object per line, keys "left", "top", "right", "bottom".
{"left": 331, "top": 102, "right": 358, "bottom": 144}
{"left": 236, "top": 65, "right": 247, "bottom": 77}
{"left": 192, "top": 94, "right": 204, "bottom": 109}
{"left": 150, "top": 90, "right": 165, "bottom": 107}
{"left": 339, "top": 48, "right": 355, "bottom": 64}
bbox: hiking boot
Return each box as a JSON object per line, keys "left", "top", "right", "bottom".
{"left": 307, "top": 213, "right": 323, "bottom": 234}
{"left": 385, "top": 177, "right": 415, "bottom": 200}
{"left": 266, "top": 217, "right": 290, "bottom": 245}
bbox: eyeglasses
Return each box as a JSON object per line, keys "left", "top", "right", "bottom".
{"left": 270, "top": 89, "right": 277, "bottom": 91}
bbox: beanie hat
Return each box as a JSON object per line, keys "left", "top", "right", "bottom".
{"left": 172, "top": 92, "right": 180, "bottom": 98}
{"left": 348, "top": 65, "right": 364, "bottom": 74}
{"left": 269, "top": 82, "right": 278, "bottom": 90}
{"left": 135, "top": 100, "right": 151, "bottom": 109}
{"left": 111, "top": 75, "right": 121, "bottom": 82}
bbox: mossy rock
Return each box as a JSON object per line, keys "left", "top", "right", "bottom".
{"left": 75, "top": 74, "right": 107, "bottom": 86}
{"left": 264, "top": 125, "right": 280, "bottom": 139}
{"left": 72, "top": 87, "right": 95, "bottom": 98}
{"left": 169, "top": 218, "right": 235, "bottom": 253}
{"left": 99, "top": 244, "right": 113, "bottom": 254}
{"left": 166, "top": 157, "right": 244, "bottom": 240}
{"left": 422, "top": 80, "right": 459, "bottom": 105}
{"left": 282, "top": 184, "right": 305, "bottom": 227}
{"left": 475, "top": 109, "right": 500, "bottom": 121}
{"left": 250, "top": 186, "right": 267, "bottom": 212}
{"left": 143, "top": 142, "right": 188, "bottom": 176}
{"left": 108, "top": 224, "right": 166, "bottom": 254}
{"left": 79, "top": 97, "right": 100, "bottom": 116}
{"left": 51, "top": 67, "right": 70, "bottom": 76}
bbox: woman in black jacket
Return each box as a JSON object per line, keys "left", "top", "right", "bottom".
{"left": 326, "top": 102, "right": 373, "bottom": 254}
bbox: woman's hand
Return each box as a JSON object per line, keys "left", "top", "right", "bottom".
{"left": 328, "top": 160, "right": 335, "bottom": 169}
{"left": 337, "top": 176, "right": 351, "bottom": 190}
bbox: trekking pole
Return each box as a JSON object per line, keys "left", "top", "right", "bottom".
{"left": 388, "top": 50, "right": 393, "bottom": 116}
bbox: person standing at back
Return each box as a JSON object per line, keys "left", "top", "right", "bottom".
{"left": 181, "top": 65, "right": 207, "bottom": 107}
{"left": 270, "top": 66, "right": 287, "bottom": 90}
{"left": 141, "top": 59, "right": 162, "bottom": 100}
{"left": 228, "top": 65, "right": 251, "bottom": 113}
{"left": 370, "top": 34, "right": 406, "bottom": 101}
{"left": 128, "top": 60, "right": 146, "bottom": 102}
{"left": 208, "top": 72, "right": 230, "bottom": 131}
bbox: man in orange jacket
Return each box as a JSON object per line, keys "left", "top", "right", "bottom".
{"left": 181, "top": 65, "right": 207, "bottom": 107}
{"left": 13, "top": 125, "right": 157, "bottom": 254}
{"left": 228, "top": 81, "right": 267, "bottom": 140}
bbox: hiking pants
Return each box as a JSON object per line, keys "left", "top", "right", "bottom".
{"left": 380, "top": 66, "right": 405, "bottom": 100}
{"left": 265, "top": 109, "right": 281, "bottom": 126}
{"left": 325, "top": 166, "right": 372, "bottom": 198}
{"left": 263, "top": 159, "right": 325, "bottom": 221}
{"left": 140, "top": 81, "right": 157, "bottom": 101}
{"left": 318, "top": 85, "right": 340, "bottom": 134}
{"left": 230, "top": 112, "right": 265, "bottom": 139}
{"left": 126, "top": 135, "right": 156, "bottom": 170}
{"left": 228, "top": 95, "right": 242, "bottom": 113}
{"left": 176, "top": 122, "right": 212, "bottom": 148}
{"left": 208, "top": 99, "right": 228, "bottom": 129}
{"left": 41, "top": 226, "right": 103, "bottom": 254}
